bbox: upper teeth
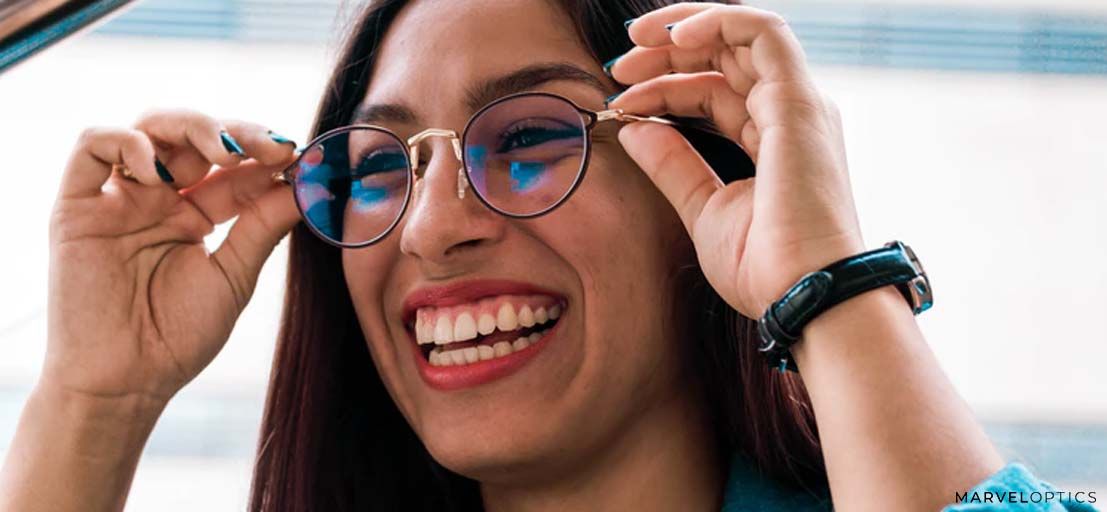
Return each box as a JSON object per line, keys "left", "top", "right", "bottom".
{"left": 414, "top": 295, "right": 562, "bottom": 346}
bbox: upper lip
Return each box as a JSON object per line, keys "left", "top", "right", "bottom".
{"left": 400, "top": 279, "right": 566, "bottom": 328}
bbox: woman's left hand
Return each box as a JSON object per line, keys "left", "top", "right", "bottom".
{"left": 609, "top": 3, "right": 865, "bottom": 317}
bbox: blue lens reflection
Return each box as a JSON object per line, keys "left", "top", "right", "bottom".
{"left": 351, "top": 151, "right": 407, "bottom": 211}
{"left": 350, "top": 180, "right": 390, "bottom": 211}
{"left": 510, "top": 161, "right": 547, "bottom": 192}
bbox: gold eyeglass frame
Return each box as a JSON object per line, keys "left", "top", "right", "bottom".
{"left": 270, "top": 91, "right": 676, "bottom": 248}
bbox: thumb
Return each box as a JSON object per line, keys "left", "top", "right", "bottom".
{"left": 210, "top": 186, "right": 300, "bottom": 308}
{"left": 618, "top": 122, "right": 722, "bottom": 236}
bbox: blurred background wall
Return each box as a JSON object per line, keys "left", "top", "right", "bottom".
{"left": 0, "top": 0, "right": 1104, "bottom": 509}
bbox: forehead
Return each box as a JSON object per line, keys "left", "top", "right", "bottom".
{"left": 362, "top": 0, "right": 601, "bottom": 122}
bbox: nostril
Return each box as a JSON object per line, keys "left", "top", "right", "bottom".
{"left": 447, "top": 238, "right": 485, "bottom": 254}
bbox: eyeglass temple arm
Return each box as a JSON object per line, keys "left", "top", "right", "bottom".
{"left": 593, "top": 109, "right": 738, "bottom": 151}
{"left": 593, "top": 108, "right": 678, "bottom": 127}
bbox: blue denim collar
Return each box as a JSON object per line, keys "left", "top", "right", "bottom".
{"left": 721, "top": 453, "right": 832, "bottom": 512}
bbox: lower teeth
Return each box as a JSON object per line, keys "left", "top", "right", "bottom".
{"left": 428, "top": 328, "right": 548, "bottom": 367}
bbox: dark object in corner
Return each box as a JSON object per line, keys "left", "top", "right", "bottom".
{"left": 0, "top": 0, "right": 140, "bottom": 75}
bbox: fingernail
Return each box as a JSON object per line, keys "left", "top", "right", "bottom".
{"left": 267, "top": 130, "right": 297, "bottom": 147}
{"left": 664, "top": 22, "right": 676, "bottom": 31}
{"left": 623, "top": 17, "right": 637, "bottom": 30}
{"left": 154, "top": 158, "right": 174, "bottom": 183}
{"left": 220, "top": 130, "right": 246, "bottom": 156}
{"left": 603, "top": 91, "right": 623, "bottom": 108}
{"left": 602, "top": 54, "right": 623, "bottom": 78}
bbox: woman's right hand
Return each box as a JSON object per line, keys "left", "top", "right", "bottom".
{"left": 45, "top": 109, "right": 301, "bottom": 411}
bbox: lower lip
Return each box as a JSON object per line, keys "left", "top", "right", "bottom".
{"left": 411, "top": 316, "right": 563, "bottom": 391}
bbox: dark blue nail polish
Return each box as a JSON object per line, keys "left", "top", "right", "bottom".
{"left": 267, "top": 130, "right": 297, "bottom": 147}
{"left": 665, "top": 22, "right": 676, "bottom": 31}
{"left": 602, "top": 54, "right": 623, "bottom": 78}
{"left": 220, "top": 130, "right": 246, "bottom": 156}
{"left": 154, "top": 158, "right": 174, "bottom": 183}
{"left": 604, "top": 92, "right": 623, "bottom": 107}
{"left": 624, "top": 17, "right": 637, "bottom": 29}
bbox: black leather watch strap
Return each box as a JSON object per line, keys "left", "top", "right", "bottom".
{"left": 757, "top": 241, "right": 932, "bottom": 373}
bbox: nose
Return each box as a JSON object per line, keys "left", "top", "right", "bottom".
{"left": 399, "top": 138, "right": 505, "bottom": 268}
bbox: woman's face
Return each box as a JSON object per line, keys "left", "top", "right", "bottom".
{"left": 342, "top": 0, "right": 693, "bottom": 483}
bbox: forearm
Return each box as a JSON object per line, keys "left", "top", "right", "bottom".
{"left": 0, "top": 380, "right": 164, "bottom": 512}
{"left": 791, "top": 286, "right": 1003, "bottom": 511}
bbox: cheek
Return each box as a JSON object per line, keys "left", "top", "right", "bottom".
{"left": 341, "top": 243, "right": 433, "bottom": 423}
{"left": 543, "top": 150, "right": 689, "bottom": 366}
{"left": 564, "top": 147, "right": 686, "bottom": 272}
{"left": 341, "top": 245, "right": 402, "bottom": 375}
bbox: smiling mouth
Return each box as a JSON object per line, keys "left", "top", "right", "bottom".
{"left": 409, "top": 294, "right": 564, "bottom": 367}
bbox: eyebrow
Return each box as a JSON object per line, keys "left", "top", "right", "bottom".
{"left": 351, "top": 62, "right": 608, "bottom": 125}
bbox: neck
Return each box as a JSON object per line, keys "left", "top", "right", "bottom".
{"left": 480, "top": 386, "right": 724, "bottom": 512}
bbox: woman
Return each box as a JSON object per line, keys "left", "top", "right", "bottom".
{"left": 0, "top": 0, "right": 1096, "bottom": 511}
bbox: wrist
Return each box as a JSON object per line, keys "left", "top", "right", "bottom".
{"left": 753, "top": 235, "right": 866, "bottom": 315}
{"left": 0, "top": 380, "right": 166, "bottom": 510}
{"left": 756, "top": 241, "right": 931, "bottom": 372}
{"left": 30, "top": 378, "right": 167, "bottom": 444}
{"left": 789, "top": 285, "right": 913, "bottom": 369}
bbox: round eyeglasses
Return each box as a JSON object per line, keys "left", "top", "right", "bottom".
{"left": 272, "top": 91, "right": 675, "bottom": 248}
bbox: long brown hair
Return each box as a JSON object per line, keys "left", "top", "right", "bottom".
{"left": 249, "top": 1, "right": 826, "bottom": 510}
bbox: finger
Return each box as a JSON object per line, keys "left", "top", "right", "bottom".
{"left": 180, "top": 157, "right": 296, "bottom": 226}
{"left": 608, "top": 72, "right": 750, "bottom": 145}
{"left": 617, "top": 122, "right": 721, "bottom": 237}
{"left": 60, "top": 127, "right": 157, "bottom": 198}
{"left": 133, "top": 109, "right": 246, "bottom": 187}
{"left": 626, "top": 3, "right": 717, "bottom": 48}
{"left": 669, "top": 6, "right": 810, "bottom": 83}
{"left": 210, "top": 185, "right": 300, "bottom": 307}
{"left": 630, "top": 4, "right": 810, "bottom": 83}
{"left": 221, "top": 120, "right": 299, "bottom": 166}
{"left": 610, "top": 43, "right": 754, "bottom": 95}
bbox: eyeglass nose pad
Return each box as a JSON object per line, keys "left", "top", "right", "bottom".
{"left": 451, "top": 138, "right": 467, "bottom": 200}
{"left": 457, "top": 166, "right": 468, "bottom": 200}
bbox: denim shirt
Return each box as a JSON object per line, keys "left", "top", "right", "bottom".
{"left": 721, "top": 453, "right": 1101, "bottom": 511}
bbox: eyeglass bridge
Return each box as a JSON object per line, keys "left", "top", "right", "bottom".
{"left": 406, "top": 128, "right": 468, "bottom": 199}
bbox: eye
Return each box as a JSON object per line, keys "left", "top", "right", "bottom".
{"left": 495, "top": 118, "right": 583, "bottom": 153}
{"left": 353, "top": 148, "right": 408, "bottom": 177}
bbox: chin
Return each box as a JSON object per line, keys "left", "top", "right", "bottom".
{"left": 418, "top": 417, "right": 564, "bottom": 482}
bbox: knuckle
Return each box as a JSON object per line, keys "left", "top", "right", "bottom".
{"left": 181, "top": 111, "right": 222, "bottom": 140}
{"left": 75, "top": 126, "right": 134, "bottom": 150}
{"left": 75, "top": 126, "right": 107, "bottom": 148}
{"left": 193, "top": 112, "right": 223, "bottom": 133}
{"left": 764, "top": 11, "right": 789, "bottom": 29}
{"left": 121, "top": 128, "right": 154, "bottom": 154}
{"left": 223, "top": 118, "right": 256, "bottom": 133}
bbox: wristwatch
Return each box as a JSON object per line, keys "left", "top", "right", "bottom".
{"left": 757, "top": 241, "right": 932, "bottom": 373}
